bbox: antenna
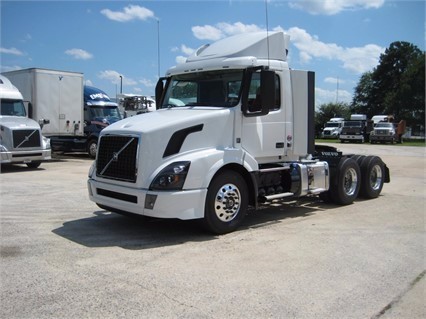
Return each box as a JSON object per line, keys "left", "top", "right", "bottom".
{"left": 265, "top": 0, "right": 270, "bottom": 68}
{"left": 157, "top": 19, "right": 161, "bottom": 78}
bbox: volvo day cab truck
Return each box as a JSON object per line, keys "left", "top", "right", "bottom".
{"left": 3, "top": 68, "right": 122, "bottom": 158}
{"left": 88, "top": 31, "right": 390, "bottom": 234}
{"left": 0, "top": 75, "right": 51, "bottom": 168}
{"left": 321, "top": 117, "right": 344, "bottom": 139}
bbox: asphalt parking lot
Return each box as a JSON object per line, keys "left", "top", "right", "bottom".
{"left": 1, "top": 143, "right": 425, "bottom": 319}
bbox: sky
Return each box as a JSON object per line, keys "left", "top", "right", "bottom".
{"left": 1, "top": 0, "right": 425, "bottom": 107}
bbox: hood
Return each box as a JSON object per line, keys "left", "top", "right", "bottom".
{"left": 104, "top": 107, "right": 232, "bottom": 135}
{"left": 0, "top": 116, "right": 40, "bottom": 130}
{"left": 101, "top": 107, "right": 235, "bottom": 162}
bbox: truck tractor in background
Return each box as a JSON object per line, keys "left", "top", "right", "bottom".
{"left": 321, "top": 117, "right": 344, "bottom": 139}
{"left": 339, "top": 114, "right": 373, "bottom": 143}
{"left": 88, "top": 31, "right": 390, "bottom": 234}
{"left": 370, "top": 115, "right": 406, "bottom": 144}
{"left": 0, "top": 74, "right": 51, "bottom": 168}
{"left": 2, "top": 68, "right": 122, "bottom": 158}
{"left": 116, "top": 93, "right": 156, "bottom": 117}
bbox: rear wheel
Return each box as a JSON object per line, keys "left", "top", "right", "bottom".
{"left": 359, "top": 155, "right": 385, "bottom": 199}
{"left": 330, "top": 157, "right": 361, "bottom": 205}
{"left": 203, "top": 170, "right": 248, "bottom": 234}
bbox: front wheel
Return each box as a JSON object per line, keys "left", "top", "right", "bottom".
{"left": 26, "top": 161, "right": 41, "bottom": 169}
{"left": 203, "top": 170, "right": 248, "bottom": 234}
{"left": 87, "top": 139, "right": 98, "bottom": 158}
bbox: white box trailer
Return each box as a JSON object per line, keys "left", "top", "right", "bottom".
{"left": 3, "top": 68, "right": 84, "bottom": 137}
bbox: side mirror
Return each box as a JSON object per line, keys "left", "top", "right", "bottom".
{"left": 38, "top": 118, "right": 50, "bottom": 129}
{"left": 155, "top": 77, "right": 166, "bottom": 109}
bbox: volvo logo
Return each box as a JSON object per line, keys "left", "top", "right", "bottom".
{"left": 112, "top": 152, "right": 119, "bottom": 162}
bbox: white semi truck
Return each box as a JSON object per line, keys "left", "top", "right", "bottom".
{"left": 3, "top": 68, "right": 122, "bottom": 157}
{"left": 0, "top": 75, "right": 51, "bottom": 168}
{"left": 88, "top": 31, "right": 390, "bottom": 234}
{"left": 321, "top": 117, "right": 344, "bottom": 138}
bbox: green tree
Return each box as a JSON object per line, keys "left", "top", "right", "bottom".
{"left": 351, "top": 71, "right": 374, "bottom": 114}
{"left": 352, "top": 41, "right": 425, "bottom": 129}
{"left": 315, "top": 102, "right": 350, "bottom": 136}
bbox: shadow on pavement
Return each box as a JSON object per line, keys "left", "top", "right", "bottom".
{"left": 53, "top": 197, "right": 334, "bottom": 250}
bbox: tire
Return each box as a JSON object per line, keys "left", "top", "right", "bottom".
{"left": 203, "top": 170, "right": 248, "bottom": 234}
{"left": 359, "top": 155, "right": 385, "bottom": 199}
{"left": 87, "top": 139, "right": 98, "bottom": 158}
{"left": 330, "top": 157, "right": 361, "bottom": 205}
{"left": 350, "top": 155, "right": 365, "bottom": 167}
{"left": 26, "top": 161, "right": 41, "bottom": 169}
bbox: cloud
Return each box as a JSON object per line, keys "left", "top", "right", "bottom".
{"left": 287, "top": 27, "right": 384, "bottom": 74}
{"left": 139, "top": 78, "right": 155, "bottom": 87}
{"left": 315, "top": 87, "right": 352, "bottom": 106}
{"left": 65, "top": 48, "right": 93, "bottom": 60}
{"left": 175, "top": 56, "right": 187, "bottom": 64}
{"left": 0, "top": 65, "right": 22, "bottom": 73}
{"left": 101, "top": 5, "right": 155, "bottom": 22}
{"left": 0, "top": 47, "right": 24, "bottom": 56}
{"left": 189, "top": 22, "right": 383, "bottom": 74}
{"left": 288, "top": 0, "right": 385, "bottom": 15}
{"left": 192, "top": 22, "right": 263, "bottom": 41}
{"left": 98, "top": 70, "right": 137, "bottom": 86}
{"left": 181, "top": 44, "right": 195, "bottom": 56}
{"left": 325, "top": 77, "right": 346, "bottom": 84}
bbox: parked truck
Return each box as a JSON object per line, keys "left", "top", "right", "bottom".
{"left": 87, "top": 31, "right": 390, "bottom": 234}
{"left": 117, "top": 93, "right": 156, "bottom": 117}
{"left": 0, "top": 75, "right": 51, "bottom": 168}
{"left": 3, "top": 68, "right": 122, "bottom": 157}
{"left": 321, "top": 117, "right": 344, "bottom": 139}
{"left": 339, "top": 114, "right": 373, "bottom": 143}
{"left": 370, "top": 115, "right": 406, "bottom": 144}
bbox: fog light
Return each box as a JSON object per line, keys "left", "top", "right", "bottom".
{"left": 145, "top": 194, "right": 157, "bottom": 209}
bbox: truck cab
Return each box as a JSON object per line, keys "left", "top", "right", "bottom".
{"left": 321, "top": 118, "right": 344, "bottom": 138}
{"left": 0, "top": 75, "right": 51, "bottom": 168}
{"left": 88, "top": 31, "right": 390, "bottom": 234}
{"left": 339, "top": 114, "right": 373, "bottom": 143}
{"left": 370, "top": 122, "right": 398, "bottom": 144}
{"left": 83, "top": 86, "right": 122, "bottom": 157}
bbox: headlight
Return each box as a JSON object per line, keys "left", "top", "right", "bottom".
{"left": 88, "top": 161, "right": 96, "bottom": 178}
{"left": 0, "top": 144, "right": 8, "bottom": 152}
{"left": 42, "top": 136, "right": 51, "bottom": 149}
{"left": 150, "top": 161, "right": 190, "bottom": 190}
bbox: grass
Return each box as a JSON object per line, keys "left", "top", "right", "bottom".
{"left": 315, "top": 138, "right": 425, "bottom": 147}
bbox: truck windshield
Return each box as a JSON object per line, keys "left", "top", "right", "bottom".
{"left": 0, "top": 99, "right": 26, "bottom": 117}
{"left": 90, "top": 106, "right": 122, "bottom": 120}
{"left": 375, "top": 123, "right": 393, "bottom": 128}
{"left": 344, "top": 121, "right": 362, "bottom": 127}
{"left": 325, "top": 122, "right": 340, "bottom": 128}
{"left": 161, "top": 70, "right": 244, "bottom": 108}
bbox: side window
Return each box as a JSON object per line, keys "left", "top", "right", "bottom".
{"left": 247, "top": 73, "right": 280, "bottom": 112}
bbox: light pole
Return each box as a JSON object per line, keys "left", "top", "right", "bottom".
{"left": 119, "top": 75, "right": 123, "bottom": 94}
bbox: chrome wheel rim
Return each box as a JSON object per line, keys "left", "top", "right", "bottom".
{"left": 214, "top": 183, "right": 241, "bottom": 222}
{"left": 370, "top": 164, "right": 383, "bottom": 190}
{"left": 344, "top": 168, "right": 358, "bottom": 196}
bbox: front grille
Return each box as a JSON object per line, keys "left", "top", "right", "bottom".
{"left": 13, "top": 130, "right": 41, "bottom": 148}
{"left": 96, "top": 135, "right": 138, "bottom": 183}
{"left": 376, "top": 130, "right": 388, "bottom": 135}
